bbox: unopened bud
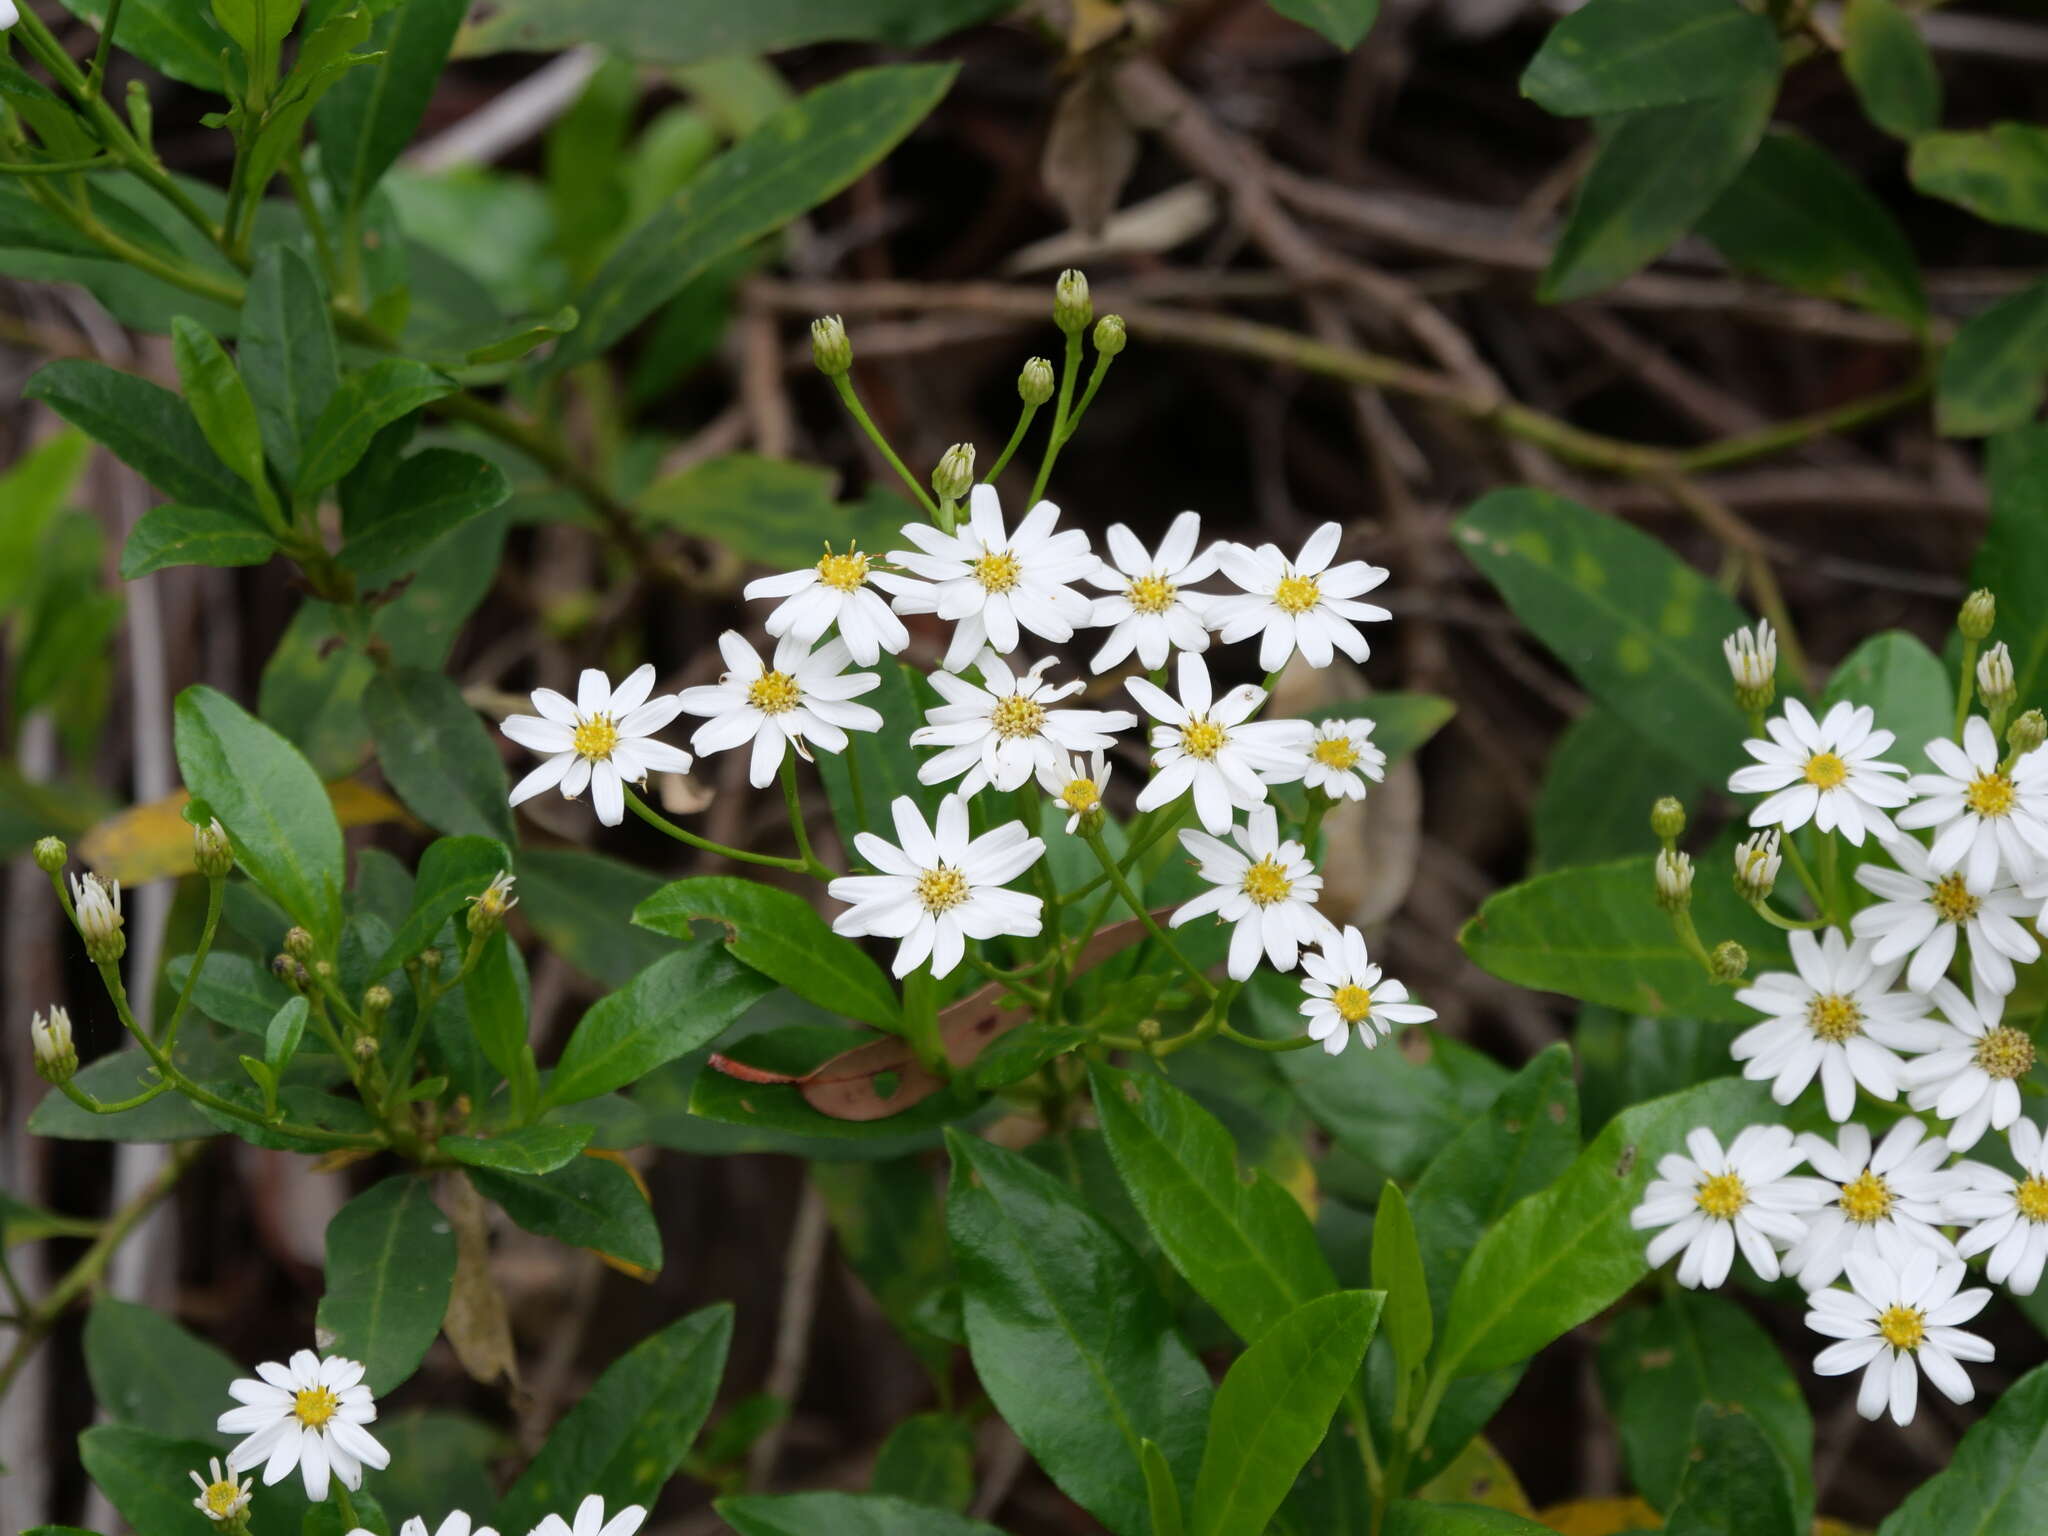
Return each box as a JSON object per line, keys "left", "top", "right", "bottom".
{"left": 1959, "top": 588, "right": 1996, "bottom": 642}
{"left": 363, "top": 985, "right": 393, "bottom": 1030}
{"left": 1978, "top": 642, "right": 2017, "bottom": 712}
{"left": 810, "top": 314, "right": 851, "bottom": 377}
{"left": 193, "top": 817, "right": 234, "bottom": 879}
{"left": 31, "top": 1006, "right": 76, "bottom": 1084}
{"left": 2010, "top": 709, "right": 2046, "bottom": 758}
{"left": 1710, "top": 940, "right": 1749, "bottom": 983}
{"left": 1019, "top": 356, "right": 1055, "bottom": 405}
{"left": 1650, "top": 797, "right": 1686, "bottom": 844}
{"left": 466, "top": 871, "right": 518, "bottom": 937}
{"left": 272, "top": 954, "right": 309, "bottom": 994}
{"left": 1733, "top": 830, "right": 1781, "bottom": 903}
{"left": 417, "top": 947, "right": 443, "bottom": 976}
{"left": 312, "top": 960, "right": 334, "bottom": 982}
{"left": 283, "top": 926, "right": 314, "bottom": 962}
{"left": 1093, "top": 314, "right": 1126, "bottom": 356}
{"left": 1654, "top": 848, "right": 1694, "bottom": 911}
{"left": 70, "top": 873, "right": 125, "bottom": 964}
{"left": 1137, "top": 1018, "right": 1163, "bottom": 1045}
{"left": 1722, "top": 621, "right": 1777, "bottom": 714}
{"left": 33, "top": 836, "right": 66, "bottom": 874}
{"left": 1053, "top": 268, "right": 1092, "bottom": 334}
{"left": 352, "top": 1033, "right": 378, "bottom": 1062}
{"left": 932, "top": 443, "right": 975, "bottom": 503}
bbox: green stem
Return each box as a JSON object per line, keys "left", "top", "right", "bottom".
{"left": 1956, "top": 637, "right": 1980, "bottom": 741}
{"left": 1027, "top": 330, "right": 1085, "bottom": 506}
{"left": 625, "top": 786, "right": 813, "bottom": 873}
{"left": 160, "top": 877, "right": 225, "bottom": 1054}
{"left": 1778, "top": 832, "right": 1827, "bottom": 911}
{"left": 1217, "top": 1020, "right": 1317, "bottom": 1052}
{"left": 831, "top": 374, "right": 940, "bottom": 517}
{"left": 1299, "top": 787, "right": 1332, "bottom": 851}
{"left": 0, "top": 155, "right": 120, "bottom": 174}
{"left": 1082, "top": 828, "right": 1216, "bottom": 1000}
{"left": 60, "top": 1076, "right": 175, "bottom": 1115}
{"left": 1819, "top": 831, "right": 1844, "bottom": 926}
{"left": 779, "top": 755, "right": 835, "bottom": 878}
{"left": 982, "top": 398, "right": 1041, "bottom": 483}
{"left": 1747, "top": 898, "right": 1830, "bottom": 931}
{"left": 1065, "top": 803, "right": 1188, "bottom": 903}
{"left": 845, "top": 743, "right": 872, "bottom": 840}
{"left": 966, "top": 955, "right": 1048, "bottom": 1008}
{"left": 86, "top": 0, "right": 125, "bottom": 98}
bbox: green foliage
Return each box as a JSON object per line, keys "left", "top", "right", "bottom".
{"left": 871, "top": 1413, "right": 977, "bottom": 1512}
{"left": 82, "top": 1425, "right": 314, "bottom": 1536}
{"left": 1879, "top": 1361, "right": 2048, "bottom": 1533}
{"left": 1662, "top": 1405, "right": 1801, "bottom": 1536}
{"left": 25, "top": 360, "right": 260, "bottom": 518}
{"left": 1842, "top": 0, "right": 1942, "bottom": 141}
{"left": 463, "top": 0, "right": 1005, "bottom": 70}
{"left": 315, "top": 0, "right": 468, "bottom": 215}
{"left": 1265, "top": 0, "right": 1379, "bottom": 53}
{"left": 83, "top": 1299, "right": 239, "bottom": 1445}
{"left": 363, "top": 666, "right": 516, "bottom": 842}
{"left": 339, "top": 449, "right": 511, "bottom": 575}
{"left": 637, "top": 454, "right": 896, "bottom": 567}
{"left": 813, "top": 1157, "right": 958, "bottom": 1378}
{"left": 545, "top": 942, "right": 774, "bottom": 1106}
{"left": 1936, "top": 279, "right": 2048, "bottom": 438}
{"left": 470, "top": 1154, "right": 660, "bottom": 1270}
{"left": 1972, "top": 427, "right": 2048, "bottom": 710}
{"left": 372, "top": 834, "right": 512, "bottom": 973}
{"left": 1533, "top": 710, "right": 1702, "bottom": 871}
{"left": 1910, "top": 124, "right": 2048, "bottom": 235}
{"left": 293, "top": 360, "right": 457, "bottom": 495}
{"left": 1521, "top": 0, "right": 1780, "bottom": 116}
{"left": 315, "top": 1175, "right": 458, "bottom": 1394}
{"left": 1821, "top": 630, "right": 1951, "bottom": 772}
{"left": 440, "top": 1125, "right": 593, "bottom": 1174}
{"left": 718, "top": 1494, "right": 1006, "bottom": 1536}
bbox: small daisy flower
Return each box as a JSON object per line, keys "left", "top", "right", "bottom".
{"left": 1949, "top": 1119, "right": 2048, "bottom": 1296}
{"left": 1629, "top": 1124, "right": 1824, "bottom": 1289}
{"left": 368, "top": 1513, "right": 497, "bottom": 1536}
{"left": 527, "top": 1497, "right": 646, "bottom": 1536}
{"left": 1037, "top": 749, "right": 1113, "bottom": 834}
{"left": 1270, "top": 717, "right": 1386, "bottom": 803}
{"left": 828, "top": 794, "right": 1045, "bottom": 979}
{"left": 503, "top": 664, "right": 692, "bottom": 827}
{"left": 30, "top": 1005, "right": 75, "bottom": 1083}
{"left": 218, "top": 1349, "right": 388, "bottom": 1503}
{"left": 676, "top": 632, "right": 883, "bottom": 788}
{"left": 190, "top": 1458, "right": 252, "bottom": 1523}
{"left": 1126, "top": 652, "right": 1312, "bottom": 835}
{"left": 1730, "top": 928, "right": 1945, "bottom": 1121}
{"left": 1727, "top": 698, "right": 1910, "bottom": 846}
{"left": 1898, "top": 979, "right": 2034, "bottom": 1151}
{"left": 70, "top": 870, "right": 123, "bottom": 959}
{"left": 1733, "top": 829, "right": 1783, "bottom": 902}
{"left": 1170, "top": 804, "right": 1336, "bottom": 981}
{"left": 1207, "top": 522, "right": 1392, "bottom": 672}
{"left": 1082, "top": 510, "right": 1221, "bottom": 674}
{"left": 743, "top": 542, "right": 910, "bottom": 666}
{"left": 1806, "top": 1251, "right": 1993, "bottom": 1426}
{"left": 879, "top": 485, "right": 1096, "bottom": 673}
{"left": 1782, "top": 1120, "right": 1963, "bottom": 1292}
{"left": 909, "top": 650, "right": 1135, "bottom": 797}
{"left": 1296, "top": 924, "right": 1435, "bottom": 1054}
{"left": 1851, "top": 835, "right": 2039, "bottom": 996}
{"left": 1896, "top": 716, "right": 2048, "bottom": 890}
{"left": 1723, "top": 619, "right": 1777, "bottom": 695}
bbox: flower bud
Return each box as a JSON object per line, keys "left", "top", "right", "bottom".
{"left": 352, "top": 1033, "right": 379, "bottom": 1062}
{"left": 1722, "top": 620, "right": 1777, "bottom": 713}
{"left": 1054, "top": 269, "right": 1092, "bottom": 334}
{"left": 2010, "top": 709, "right": 2047, "bottom": 758}
{"left": 1710, "top": 940, "right": 1749, "bottom": 983}
{"left": 70, "top": 873, "right": 124, "bottom": 964}
{"left": 1959, "top": 588, "right": 1996, "bottom": 642}
{"left": 1733, "top": 830, "right": 1781, "bottom": 903}
{"left": 466, "top": 871, "right": 518, "bottom": 937}
{"left": 1093, "top": 314, "right": 1126, "bottom": 356}
{"left": 417, "top": 947, "right": 444, "bottom": 976}
{"left": 932, "top": 443, "right": 975, "bottom": 503}
{"left": 31, "top": 1006, "right": 76, "bottom": 1085}
{"left": 363, "top": 984, "right": 393, "bottom": 1030}
{"left": 283, "top": 926, "right": 314, "bottom": 962}
{"left": 33, "top": 835, "right": 66, "bottom": 874}
{"left": 1650, "top": 797, "right": 1686, "bottom": 844}
{"left": 1019, "top": 356, "right": 1055, "bottom": 405}
{"left": 193, "top": 817, "right": 234, "bottom": 879}
{"left": 1978, "top": 641, "right": 2017, "bottom": 713}
{"left": 1654, "top": 848, "right": 1693, "bottom": 911}
{"left": 810, "top": 314, "right": 851, "bottom": 377}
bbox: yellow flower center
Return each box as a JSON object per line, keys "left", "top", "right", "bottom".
{"left": 974, "top": 550, "right": 1022, "bottom": 593}
{"left": 1974, "top": 1025, "right": 2036, "bottom": 1080}
{"left": 1312, "top": 737, "right": 1359, "bottom": 770}
{"left": 1930, "top": 872, "right": 1982, "bottom": 924}
{"left": 1273, "top": 573, "right": 1321, "bottom": 614}
{"left": 1966, "top": 771, "right": 2016, "bottom": 818}
{"left": 201, "top": 1481, "right": 243, "bottom": 1518}
{"left": 1877, "top": 1303, "right": 1926, "bottom": 1352}
{"left": 1807, "top": 993, "right": 1863, "bottom": 1043}
{"left": 1840, "top": 1170, "right": 1894, "bottom": 1224}
{"left": 1332, "top": 984, "right": 1373, "bottom": 1023}
{"left": 747, "top": 671, "right": 802, "bottom": 714}
{"left": 1180, "top": 719, "right": 1227, "bottom": 760}
{"left": 293, "top": 1385, "right": 339, "bottom": 1429}
{"left": 1694, "top": 1172, "right": 1748, "bottom": 1220}
{"left": 816, "top": 548, "right": 870, "bottom": 592}
{"left": 990, "top": 693, "right": 1047, "bottom": 740}
{"left": 1241, "top": 856, "right": 1294, "bottom": 906}
{"left": 915, "top": 866, "right": 970, "bottom": 914}
{"left": 1128, "top": 575, "right": 1176, "bottom": 614}
{"left": 2016, "top": 1175, "right": 2048, "bottom": 1223}
{"left": 1060, "top": 778, "right": 1100, "bottom": 814}
{"left": 1803, "top": 751, "right": 1849, "bottom": 789}
{"left": 572, "top": 714, "right": 619, "bottom": 760}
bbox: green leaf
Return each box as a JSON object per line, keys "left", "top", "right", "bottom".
{"left": 1697, "top": 131, "right": 1927, "bottom": 325}
{"left": 29, "top": 1043, "right": 218, "bottom": 1143}
{"left": 1372, "top": 1182, "right": 1430, "bottom": 1378}
{"left": 946, "top": 1129, "right": 1212, "bottom": 1535}
{"left": 174, "top": 684, "right": 345, "bottom": 943}
{"left": 119, "top": 503, "right": 276, "bottom": 578}
{"left": 637, "top": 454, "right": 894, "bottom": 568}
{"left": 1383, "top": 1507, "right": 1550, "bottom": 1535}
{"left": 718, "top": 1494, "right": 1006, "bottom": 1536}
{"left": 1910, "top": 124, "right": 2048, "bottom": 235}
{"left": 1540, "top": 77, "right": 1778, "bottom": 303}
{"left": 441, "top": 1124, "right": 594, "bottom": 1175}
{"left": 25, "top": 359, "right": 257, "bottom": 517}
{"left": 0, "top": 431, "right": 91, "bottom": 611}
{"left": 1143, "top": 1439, "right": 1187, "bottom": 1536}
{"left": 293, "top": 359, "right": 457, "bottom": 495}
{"left": 462, "top": 0, "right": 1005, "bottom": 64}
{"left": 1973, "top": 427, "right": 2048, "bottom": 712}
{"left": 817, "top": 660, "right": 944, "bottom": 853}
{"left": 1456, "top": 488, "right": 1756, "bottom": 777}
{"left": 83, "top": 1424, "right": 314, "bottom": 1536}
{"left": 340, "top": 448, "right": 511, "bottom": 575}
{"left": 1821, "top": 630, "right": 1951, "bottom": 774}
{"left": 1087, "top": 1062, "right": 1337, "bottom": 1345}
{"left": 264, "top": 995, "right": 309, "bottom": 1070}
{"left": 362, "top": 666, "right": 515, "bottom": 843}
{"left": 1521, "top": 0, "right": 1781, "bottom": 116}
{"left": 170, "top": 317, "right": 273, "bottom": 512}
{"left": 546, "top": 942, "right": 775, "bottom": 1106}
{"left": 1599, "top": 1291, "right": 1813, "bottom": 1523}
{"left": 871, "top": 1413, "right": 976, "bottom": 1513}
{"left": 315, "top": 1175, "right": 456, "bottom": 1395}
{"left": 1533, "top": 710, "right": 1704, "bottom": 872}
{"left": 495, "top": 1303, "right": 732, "bottom": 1532}
{"left": 1662, "top": 1404, "right": 1800, "bottom": 1536}
{"left": 1842, "top": 0, "right": 1941, "bottom": 141}
{"left": 556, "top": 64, "right": 956, "bottom": 371}
{"left": 315, "top": 0, "right": 467, "bottom": 214}
{"left": 463, "top": 929, "right": 538, "bottom": 1108}
{"left": 84, "top": 1298, "right": 239, "bottom": 1446}
{"left": 813, "top": 1157, "right": 958, "bottom": 1379}
{"left": 516, "top": 847, "right": 674, "bottom": 988}
{"left": 1190, "top": 1292, "right": 1383, "bottom": 1536}
{"left": 374, "top": 1410, "right": 504, "bottom": 1532}
{"left": 1434, "top": 1077, "right": 1773, "bottom": 1379}
{"left": 373, "top": 834, "right": 514, "bottom": 976}
{"left": 470, "top": 1155, "right": 660, "bottom": 1270}
{"left": 1264, "top": 0, "right": 1378, "bottom": 52}
{"left": 210, "top": 0, "right": 302, "bottom": 99}
{"left": 1878, "top": 1358, "right": 2048, "bottom": 1534}
{"left": 52, "top": 0, "right": 228, "bottom": 93}
{"left": 634, "top": 875, "right": 901, "bottom": 1031}
{"left": 1936, "top": 278, "right": 2048, "bottom": 439}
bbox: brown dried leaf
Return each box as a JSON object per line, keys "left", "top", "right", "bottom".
{"left": 437, "top": 1172, "right": 519, "bottom": 1390}
{"left": 1042, "top": 63, "right": 1139, "bottom": 238}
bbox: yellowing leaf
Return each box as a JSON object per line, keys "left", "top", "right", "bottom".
{"left": 1537, "top": 1497, "right": 1662, "bottom": 1534}
{"left": 1418, "top": 1436, "right": 1532, "bottom": 1514}
{"left": 79, "top": 780, "right": 407, "bottom": 885}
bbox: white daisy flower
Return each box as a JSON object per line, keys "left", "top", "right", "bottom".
{"left": 1727, "top": 698, "right": 1910, "bottom": 846}
{"left": 1629, "top": 1123, "right": 1824, "bottom": 1289}
{"left": 1949, "top": 1118, "right": 2048, "bottom": 1296}
{"left": 1082, "top": 510, "right": 1221, "bottom": 673}
{"left": 1978, "top": 640, "right": 2017, "bottom": 706}
{"left": 909, "top": 650, "right": 1135, "bottom": 797}
{"left": 676, "top": 632, "right": 883, "bottom": 788}
{"left": 1170, "top": 804, "right": 1336, "bottom": 981}
{"left": 217, "top": 1349, "right": 388, "bottom": 1503}
{"left": 1851, "top": 835, "right": 2039, "bottom": 996}
{"left": 1806, "top": 1251, "right": 1993, "bottom": 1426}
{"left": 527, "top": 1497, "right": 646, "bottom": 1536}
{"left": 1896, "top": 716, "right": 2048, "bottom": 890}
{"left": 1296, "top": 924, "right": 1435, "bottom": 1054}
{"left": 1730, "top": 928, "right": 1945, "bottom": 1121}
{"left": 1898, "top": 979, "right": 2034, "bottom": 1151}
{"left": 828, "top": 794, "right": 1045, "bottom": 979}
{"left": 1723, "top": 619, "right": 1777, "bottom": 695}
{"left": 70, "top": 870, "right": 123, "bottom": 951}
{"left": 1269, "top": 717, "right": 1386, "bottom": 802}
{"left": 503, "top": 664, "right": 692, "bottom": 827}
{"left": 743, "top": 542, "right": 909, "bottom": 666}
{"left": 879, "top": 485, "right": 1096, "bottom": 673}
{"left": 1036, "top": 749, "right": 1113, "bottom": 834}
{"left": 1782, "top": 1120, "right": 1963, "bottom": 1292}
{"left": 1733, "top": 829, "right": 1783, "bottom": 902}
{"left": 1125, "top": 651, "right": 1312, "bottom": 835}
{"left": 366, "top": 1515, "right": 498, "bottom": 1536}
{"left": 1206, "top": 522, "right": 1392, "bottom": 671}
{"left": 189, "top": 1458, "right": 252, "bottom": 1523}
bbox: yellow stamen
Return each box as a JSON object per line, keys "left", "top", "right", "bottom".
{"left": 1180, "top": 719, "right": 1227, "bottom": 760}
{"left": 1974, "top": 1025, "right": 2035, "bottom": 1080}
{"left": 572, "top": 715, "right": 618, "bottom": 760}
{"left": 1807, "top": 993, "right": 1863, "bottom": 1043}
{"left": 1694, "top": 1172, "right": 1747, "bottom": 1220}
{"left": 1241, "top": 856, "right": 1294, "bottom": 906}
{"left": 974, "top": 550, "right": 1022, "bottom": 593}
{"left": 990, "top": 694, "right": 1047, "bottom": 739}
{"left": 2016, "top": 1175, "right": 2048, "bottom": 1223}
{"left": 1966, "top": 771, "right": 2016, "bottom": 818}
{"left": 1128, "top": 575, "right": 1176, "bottom": 614}
{"left": 1332, "top": 984, "right": 1373, "bottom": 1023}
{"left": 1061, "top": 778, "right": 1100, "bottom": 814}
{"left": 1877, "top": 1303, "right": 1925, "bottom": 1352}
{"left": 1840, "top": 1170, "right": 1893, "bottom": 1224}
{"left": 1803, "top": 751, "right": 1848, "bottom": 789}
{"left": 201, "top": 1482, "right": 243, "bottom": 1519}
{"left": 915, "top": 866, "right": 970, "bottom": 913}
{"left": 293, "top": 1386, "right": 338, "bottom": 1429}
{"left": 747, "top": 671, "right": 801, "bottom": 714}
{"left": 816, "top": 547, "right": 870, "bottom": 591}
{"left": 1312, "top": 737, "right": 1359, "bottom": 770}
{"left": 1273, "top": 573, "right": 1320, "bottom": 614}
{"left": 1930, "top": 872, "right": 1982, "bottom": 924}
